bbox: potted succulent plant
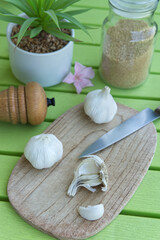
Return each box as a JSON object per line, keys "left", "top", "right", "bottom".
{"left": 0, "top": 0, "right": 89, "bottom": 87}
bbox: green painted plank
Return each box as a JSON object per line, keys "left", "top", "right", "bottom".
{"left": 73, "top": 44, "right": 100, "bottom": 67}
{"left": 0, "top": 202, "right": 55, "bottom": 240}
{"left": 1, "top": 39, "right": 160, "bottom": 75}
{"left": 0, "top": 155, "right": 18, "bottom": 199}
{"left": 0, "top": 21, "right": 8, "bottom": 35}
{"left": 155, "top": 32, "right": 160, "bottom": 51}
{"left": 157, "top": 3, "right": 160, "bottom": 14}
{"left": 155, "top": 14, "right": 160, "bottom": 29}
{"left": 0, "top": 121, "right": 50, "bottom": 154}
{"left": 0, "top": 36, "right": 8, "bottom": 58}
{"left": 57, "top": 71, "right": 160, "bottom": 100}
{"left": 0, "top": 59, "right": 21, "bottom": 85}
{"left": 123, "top": 170, "right": 160, "bottom": 217}
{"left": 153, "top": 133, "right": 160, "bottom": 168}
{"left": 0, "top": 202, "right": 160, "bottom": 240}
{"left": 150, "top": 52, "right": 160, "bottom": 73}
{"left": 75, "top": 27, "right": 101, "bottom": 45}
{"left": 74, "top": 0, "right": 109, "bottom": 9}
{"left": 1, "top": 59, "right": 160, "bottom": 103}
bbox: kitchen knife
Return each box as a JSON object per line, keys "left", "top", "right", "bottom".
{"left": 79, "top": 107, "right": 160, "bottom": 158}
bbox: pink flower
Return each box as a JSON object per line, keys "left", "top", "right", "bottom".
{"left": 63, "top": 62, "right": 95, "bottom": 94}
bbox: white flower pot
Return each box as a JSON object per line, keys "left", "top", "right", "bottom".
{"left": 6, "top": 21, "right": 74, "bottom": 87}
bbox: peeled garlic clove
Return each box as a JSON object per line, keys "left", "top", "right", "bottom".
{"left": 67, "top": 155, "right": 108, "bottom": 197}
{"left": 24, "top": 133, "right": 63, "bottom": 169}
{"left": 84, "top": 86, "right": 117, "bottom": 124}
{"left": 78, "top": 204, "right": 104, "bottom": 221}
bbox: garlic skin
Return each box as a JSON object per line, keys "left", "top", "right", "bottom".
{"left": 24, "top": 134, "right": 63, "bottom": 169}
{"left": 78, "top": 204, "right": 104, "bottom": 221}
{"left": 67, "top": 155, "right": 108, "bottom": 197}
{"left": 84, "top": 86, "right": 117, "bottom": 124}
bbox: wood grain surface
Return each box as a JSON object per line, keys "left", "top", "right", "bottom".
{"left": 7, "top": 103, "right": 157, "bottom": 240}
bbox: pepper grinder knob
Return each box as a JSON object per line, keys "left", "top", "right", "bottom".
{"left": 0, "top": 82, "right": 55, "bottom": 125}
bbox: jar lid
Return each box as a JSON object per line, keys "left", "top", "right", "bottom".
{"left": 109, "top": 0, "right": 159, "bottom": 13}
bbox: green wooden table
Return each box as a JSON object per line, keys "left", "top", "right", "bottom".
{"left": 0, "top": 0, "right": 160, "bottom": 239}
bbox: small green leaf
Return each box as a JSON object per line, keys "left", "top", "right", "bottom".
{"left": 38, "top": 0, "right": 46, "bottom": 15}
{"left": 30, "top": 26, "right": 42, "bottom": 38}
{"left": 59, "top": 21, "right": 81, "bottom": 29}
{"left": 44, "top": 27, "right": 80, "bottom": 42}
{"left": 0, "top": 13, "right": 26, "bottom": 25}
{"left": 4, "top": 0, "right": 35, "bottom": 17}
{"left": 56, "top": 12, "right": 89, "bottom": 35}
{"left": 11, "top": 30, "right": 31, "bottom": 38}
{"left": 64, "top": 9, "right": 90, "bottom": 16}
{"left": 44, "top": 9, "right": 60, "bottom": 29}
{"left": 0, "top": 7, "right": 12, "bottom": 14}
{"left": 25, "top": 0, "right": 39, "bottom": 15}
{"left": 17, "top": 17, "right": 38, "bottom": 45}
{"left": 44, "top": 0, "right": 55, "bottom": 10}
{"left": 59, "top": 21, "right": 95, "bottom": 30}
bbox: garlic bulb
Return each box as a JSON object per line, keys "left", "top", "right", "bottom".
{"left": 24, "top": 133, "right": 63, "bottom": 169}
{"left": 78, "top": 204, "right": 104, "bottom": 221}
{"left": 84, "top": 86, "right": 117, "bottom": 124}
{"left": 67, "top": 155, "right": 108, "bottom": 197}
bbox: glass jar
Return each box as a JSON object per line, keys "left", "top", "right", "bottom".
{"left": 99, "top": 0, "right": 159, "bottom": 89}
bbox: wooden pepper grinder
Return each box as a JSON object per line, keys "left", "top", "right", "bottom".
{"left": 0, "top": 82, "right": 55, "bottom": 125}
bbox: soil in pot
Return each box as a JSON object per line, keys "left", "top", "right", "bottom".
{"left": 11, "top": 25, "right": 71, "bottom": 53}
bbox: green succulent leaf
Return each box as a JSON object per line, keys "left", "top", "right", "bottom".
{"left": 59, "top": 21, "right": 81, "bottom": 29}
{"left": 52, "top": 0, "right": 80, "bottom": 10}
{"left": 59, "top": 21, "right": 94, "bottom": 30}
{"left": 44, "top": 0, "right": 55, "bottom": 10}
{"left": 56, "top": 12, "right": 89, "bottom": 35}
{"left": 30, "top": 26, "right": 42, "bottom": 38}
{"left": 25, "top": 0, "right": 39, "bottom": 15}
{"left": 44, "top": 9, "right": 60, "bottom": 29}
{"left": 11, "top": 30, "right": 31, "bottom": 39}
{"left": 4, "top": 0, "right": 35, "bottom": 17}
{"left": 64, "top": 8, "right": 90, "bottom": 16}
{"left": 0, "top": 0, "right": 90, "bottom": 42}
{"left": 44, "top": 26, "right": 80, "bottom": 42}
{"left": 0, "top": 7, "right": 12, "bottom": 14}
{"left": 0, "top": 13, "right": 26, "bottom": 25}
{"left": 17, "top": 17, "right": 38, "bottom": 44}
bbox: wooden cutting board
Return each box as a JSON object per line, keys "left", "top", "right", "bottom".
{"left": 8, "top": 103, "right": 157, "bottom": 240}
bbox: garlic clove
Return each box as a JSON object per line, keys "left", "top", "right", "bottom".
{"left": 67, "top": 155, "right": 108, "bottom": 197}
{"left": 84, "top": 86, "right": 117, "bottom": 124}
{"left": 24, "top": 133, "right": 63, "bottom": 169}
{"left": 78, "top": 204, "right": 104, "bottom": 221}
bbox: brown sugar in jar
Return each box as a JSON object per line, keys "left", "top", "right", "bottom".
{"left": 99, "top": 0, "right": 158, "bottom": 89}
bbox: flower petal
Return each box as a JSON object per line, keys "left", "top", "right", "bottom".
{"left": 74, "top": 61, "right": 86, "bottom": 74}
{"left": 79, "top": 78, "right": 94, "bottom": 88}
{"left": 63, "top": 72, "right": 75, "bottom": 84}
{"left": 74, "top": 81, "right": 82, "bottom": 94}
{"left": 79, "top": 67, "right": 95, "bottom": 79}
{"left": 74, "top": 62, "right": 95, "bottom": 79}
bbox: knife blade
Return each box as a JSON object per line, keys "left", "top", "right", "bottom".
{"left": 79, "top": 107, "right": 160, "bottom": 158}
